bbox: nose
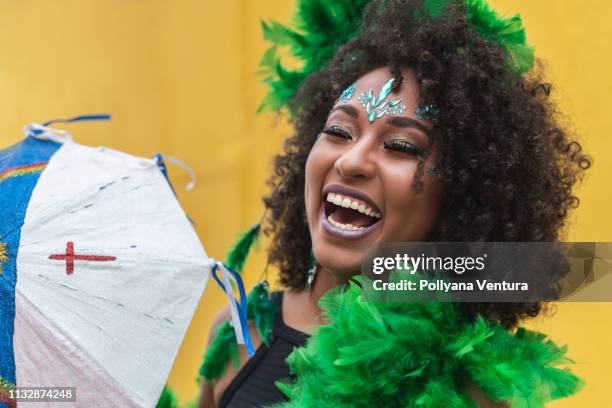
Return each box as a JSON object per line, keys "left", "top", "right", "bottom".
{"left": 334, "top": 138, "right": 376, "bottom": 180}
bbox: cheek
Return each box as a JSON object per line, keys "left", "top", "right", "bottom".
{"left": 305, "top": 144, "right": 334, "bottom": 218}
{"left": 304, "top": 149, "right": 319, "bottom": 203}
{"left": 379, "top": 159, "right": 419, "bottom": 207}
{"left": 381, "top": 163, "right": 443, "bottom": 240}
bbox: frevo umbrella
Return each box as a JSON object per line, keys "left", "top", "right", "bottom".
{"left": 0, "top": 119, "right": 210, "bottom": 407}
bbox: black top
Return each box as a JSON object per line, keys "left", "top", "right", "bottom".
{"left": 219, "top": 291, "right": 310, "bottom": 408}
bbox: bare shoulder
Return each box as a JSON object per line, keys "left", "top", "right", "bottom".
{"left": 197, "top": 304, "right": 262, "bottom": 408}
{"left": 466, "top": 382, "right": 509, "bottom": 408}
{"left": 210, "top": 304, "right": 232, "bottom": 333}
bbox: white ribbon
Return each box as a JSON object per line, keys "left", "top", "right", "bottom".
{"left": 215, "top": 260, "right": 246, "bottom": 346}
{"left": 23, "top": 123, "right": 73, "bottom": 144}
{"left": 161, "top": 154, "right": 196, "bottom": 191}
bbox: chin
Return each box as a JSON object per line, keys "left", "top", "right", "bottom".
{"left": 313, "top": 240, "right": 363, "bottom": 278}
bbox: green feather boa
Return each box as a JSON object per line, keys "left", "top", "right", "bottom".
{"left": 271, "top": 276, "right": 583, "bottom": 407}
{"left": 197, "top": 276, "right": 583, "bottom": 406}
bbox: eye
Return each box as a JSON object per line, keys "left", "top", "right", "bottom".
{"left": 322, "top": 124, "right": 353, "bottom": 140}
{"left": 383, "top": 139, "right": 424, "bottom": 156}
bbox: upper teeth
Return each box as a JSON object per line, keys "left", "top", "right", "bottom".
{"left": 327, "top": 193, "right": 381, "bottom": 219}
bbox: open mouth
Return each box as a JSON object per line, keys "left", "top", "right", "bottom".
{"left": 322, "top": 187, "right": 382, "bottom": 232}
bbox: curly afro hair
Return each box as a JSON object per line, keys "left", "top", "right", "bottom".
{"left": 262, "top": 0, "right": 590, "bottom": 328}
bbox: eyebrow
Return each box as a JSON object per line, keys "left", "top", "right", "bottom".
{"left": 386, "top": 116, "right": 431, "bottom": 137}
{"left": 330, "top": 104, "right": 359, "bottom": 118}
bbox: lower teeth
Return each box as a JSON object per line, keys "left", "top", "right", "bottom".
{"left": 327, "top": 215, "right": 365, "bottom": 231}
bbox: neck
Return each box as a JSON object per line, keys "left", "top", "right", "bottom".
{"left": 306, "top": 265, "right": 347, "bottom": 323}
{"left": 283, "top": 265, "right": 353, "bottom": 334}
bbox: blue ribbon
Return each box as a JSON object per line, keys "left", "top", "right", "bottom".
{"left": 26, "top": 114, "right": 112, "bottom": 138}
{"left": 211, "top": 262, "right": 255, "bottom": 356}
{"left": 42, "top": 114, "right": 111, "bottom": 127}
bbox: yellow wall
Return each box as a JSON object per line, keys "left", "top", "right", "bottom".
{"left": 0, "top": 1, "right": 609, "bottom": 406}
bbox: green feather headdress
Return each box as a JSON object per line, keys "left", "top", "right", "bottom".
{"left": 465, "top": 0, "right": 534, "bottom": 75}
{"left": 258, "top": 0, "right": 371, "bottom": 114}
{"left": 258, "top": 0, "right": 534, "bottom": 114}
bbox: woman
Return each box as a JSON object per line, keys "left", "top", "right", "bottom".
{"left": 198, "top": 0, "right": 589, "bottom": 406}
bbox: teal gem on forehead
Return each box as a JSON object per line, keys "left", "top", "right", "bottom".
{"left": 357, "top": 78, "right": 406, "bottom": 123}
{"left": 415, "top": 104, "right": 440, "bottom": 121}
{"left": 338, "top": 82, "right": 357, "bottom": 102}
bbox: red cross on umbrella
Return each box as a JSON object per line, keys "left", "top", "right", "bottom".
{"left": 49, "top": 241, "right": 116, "bottom": 275}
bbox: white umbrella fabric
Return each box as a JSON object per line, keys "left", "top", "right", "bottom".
{"left": 0, "top": 121, "right": 210, "bottom": 407}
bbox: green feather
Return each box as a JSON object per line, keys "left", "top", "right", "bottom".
{"left": 257, "top": 0, "right": 371, "bottom": 114}
{"left": 451, "top": 316, "right": 495, "bottom": 357}
{"left": 275, "top": 380, "right": 295, "bottom": 399}
{"left": 199, "top": 223, "right": 262, "bottom": 382}
{"left": 225, "top": 224, "right": 260, "bottom": 273}
{"left": 466, "top": 0, "right": 534, "bottom": 75}
{"left": 155, "top": 386, "right": 179, "bottom": 408}
{"left": 247, "top": 281, "right": 279, "bottom": 345}
{"left": 258, "top": 0, "right": 535, "bottom": 116}
{"left": 199, "top": 321, "right": 240, "bottom": 381}
{"left": 271, "top": 274, "right": 583, "bottom": 408}
{"left": 199, "top": 283, "right": 278, "bottom": 382}
{"left": 156, "top": 386, "right": 200, "bottom": 408}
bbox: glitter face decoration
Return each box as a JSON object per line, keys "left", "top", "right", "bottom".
{"left": 415, "top": 104, "right": 440, "bottom": 122}
{"left": 338, "top": 82, "right": 357, "bottom": 102}
{"left": 335, "top": 75, "right": 441, "bottom": 176}
{"left": 357, "top": 78, "right": 406, "bottom": 123}
{"left": 426, "top": 164, "right": 440, "bottom": 177}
